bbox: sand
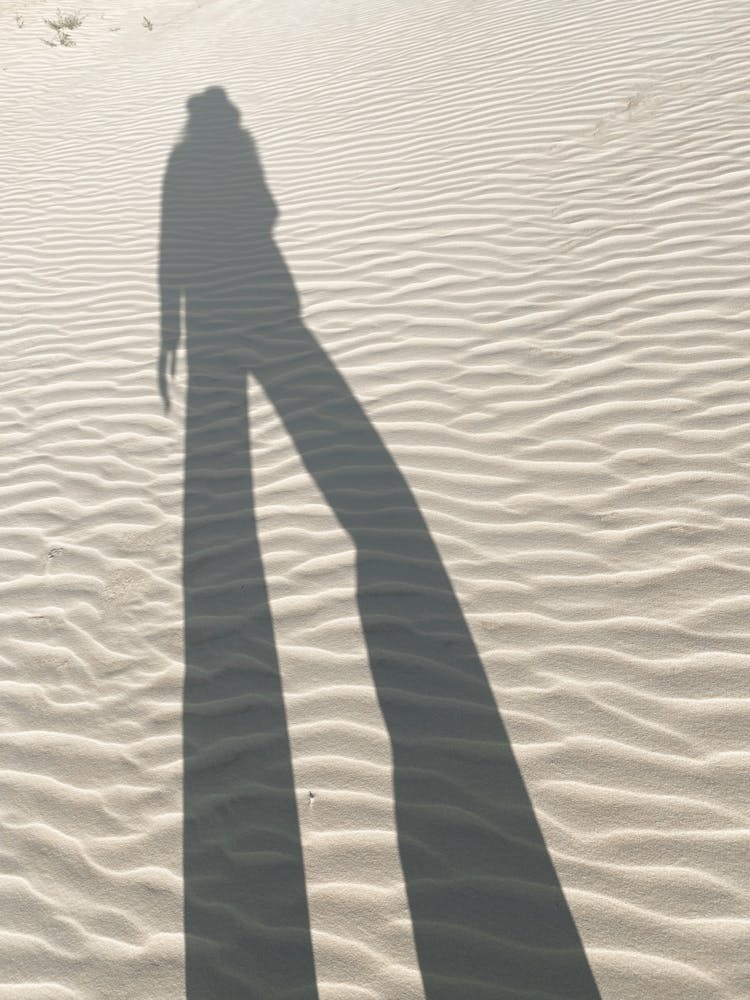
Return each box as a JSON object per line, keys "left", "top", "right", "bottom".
{"left": 1, "top": 1, "right": 749, "bottom": 998}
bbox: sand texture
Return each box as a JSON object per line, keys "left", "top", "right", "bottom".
{"left": 2, "top": 1, "right": 749, "bottom": 998}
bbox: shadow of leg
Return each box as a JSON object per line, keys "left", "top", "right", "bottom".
{"left": 182, "top": 367, "right": 318, "bottom": 1000}
{"left": 253, "top": 322, "right": 600, "bottom": 1000}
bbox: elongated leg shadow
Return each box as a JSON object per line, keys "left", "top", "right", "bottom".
{"left": 182, "top": 367, "right": 317, "bottom": 998}
{"left": 251, "top": 321, "right": 601, "bottom": 1000}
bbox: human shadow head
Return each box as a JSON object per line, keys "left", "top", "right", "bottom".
{"left": 185, "top": 86, "right": 242, "bottom": 138}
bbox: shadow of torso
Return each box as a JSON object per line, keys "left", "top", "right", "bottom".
{"left": 164, "top": 129, "right": 301, "bottom": 372}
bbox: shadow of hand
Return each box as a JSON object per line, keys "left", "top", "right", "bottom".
{"left": 158, "top": 347, "right": 177, "bottom": 412}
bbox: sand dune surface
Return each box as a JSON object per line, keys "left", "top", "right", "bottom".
{"left": 2, "top": 1, "right": 749, "bottom": 998}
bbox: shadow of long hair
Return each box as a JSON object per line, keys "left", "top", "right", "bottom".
{"left": 159, "top": 86, "right": 601, "bottom": 1000}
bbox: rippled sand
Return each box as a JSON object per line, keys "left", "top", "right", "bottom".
{"left": 2, "top": 1, "right": 749, "bottom": 998}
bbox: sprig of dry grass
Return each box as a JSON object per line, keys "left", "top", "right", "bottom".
{"left": 44, "top": 8, "right": 84, "bottom": 31}
{"left": 43, "top": 8, "right": 85, "bottom": 46}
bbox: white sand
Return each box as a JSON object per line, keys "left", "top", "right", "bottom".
{"left": 2, "top": 1, "right": 749, "bottom": 998}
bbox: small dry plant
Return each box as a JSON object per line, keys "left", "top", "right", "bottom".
{"left": 142, "top": 16, "right": 153, "bottom": 30}
{"left": 43, "top": 8, "right": 85, "bottom": 46}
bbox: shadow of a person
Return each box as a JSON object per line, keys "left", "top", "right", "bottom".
{"left": 159, "top": 86, "right": 601, "bottom": 1000}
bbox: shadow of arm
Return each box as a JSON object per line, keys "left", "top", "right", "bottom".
{"left": 158, "top": 154, "right": 184, "bottom": 410}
